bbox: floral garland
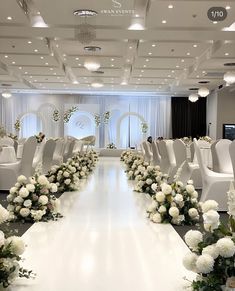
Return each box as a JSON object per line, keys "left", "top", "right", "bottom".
{"left": 183, "top": 183, "right": 235, "bottom": 290}
{"left": 0, "top": 203, "right": 34, "bottom": 288}
{"left": 63, "top": 106, "right": 78, "bottom": 123}
{"left": 181, "top": 136, "right": 192, "bottom": 145}
{"left": 147, "top": 180, "right": 200, "bottom": 225}
{"left": 14, "top": 119, "right": 21, "bottom": 132}
{"left": 7, "top": 175, "right": 61, "bottom": 222}
{"left": 103, "top": 111, "right": 111, "bottom": 124}
{"left": 94, "top": 114, "right": 101, "bottom": 127}
{"left": 0, "top": 125, "right": 6, "bottom": 138}
{"left": 52, "top": 109, "right": 60, "bottom": 122}
{"left": 141, "top": 122, "right": 148, "bottom": 134}
{"left": 106, "top": 143, "right": 116, "bottom": 149}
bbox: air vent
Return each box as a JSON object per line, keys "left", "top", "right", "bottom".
{"left": 1, "top": 83, "right": 12, "bottom": 87}
{"left": 189, "top": 87, "right": 199, "bottom": 91}
{"left": 92, "top": 70, "right": 104, "bottom": 74}
{"left": 205, "top": 72, "right": 224, "bottom": 77}
{"left": 224, "top": 62, "right": 235, "bottom": 67}
{"left": 198, "top": 81, "right": 210, "bottom": 84}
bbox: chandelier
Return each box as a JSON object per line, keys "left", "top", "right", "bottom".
{"left": 224, "top": 71, "right": 235, "bottom": 85}
{"left": 84, "top": 59, "right": 100, "bottom": 71}
{"left": 189, "top": 93, "right": 199, "bottom": 102}
{"left": 2, "top": 91, "right": 12, "bottom": 98}
{"left": 198, "top": 87, "right": 210, "bottom": 97}
{"left": 91, "top": 80, "right": 104, "bottom": 88}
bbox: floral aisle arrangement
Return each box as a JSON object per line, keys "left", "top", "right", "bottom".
{"left": 146, "top": 180, "right": 200, "bottom": 225}
{"left": 125, "top": 156, "right": 147, "bottom": 180}
{"left": 0, "top": 204, "right": 34, "bottom": 288}
{"left": 7, "top": 175, "right": 61, "bottom": 222}
{"left": 72, "top": 151, "right": 98, "bottom": 173}
{"left": 63, "top": 106, "right": 78, "bottom": 123}
{"left": 134, "top": 165, "right": 169, "bottom": 195}
{"left": 120, "top": 150, "right": 134, "bottom": 162}
{"left": 106, "top": 143, "right": 116, "bottom": 149}
{"left": 183, "top": 185, "right": 235, "bottom": 291}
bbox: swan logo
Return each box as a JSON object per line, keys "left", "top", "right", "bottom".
{"left": 101, "top": 0, "right": 135, "bottom": 16}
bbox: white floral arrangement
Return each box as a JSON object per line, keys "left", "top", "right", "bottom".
{"left": 94, "top": 114, "right": 101, "bottom": 127}
{"left": 7, "top": 175, "right": 61, "bottom": 222}
{"left": 141, "top": 122, "right": 148, "bottom": 134}
{"left": 52, "top": 109, "right": 60, "bottom": 122}
{"left": 199, "top": 136, "right": 212, "bottom": 143}
{"left": 125, "top": 156, "right": 146, "bottom": 180}
{"left": 103, "top": 111, "right": 111, "bottom": 124}
{"left": 0, "top": 125, "right": 6, "bottom": 138}
{"left": 147, "top": 180, "right": 200, "bottom": 225}
{"left": 134, "top": 165, "right": 169, "bottom": 195}
{"left": 106, "top": 143, "right": 116, "bottom": 149}
{"left": 120, "top": 150, "right": 134, "bottom": 162}
{"left": 71, "top": 151, "right": 98, "bottom": 175}
{"left": 183, "top": 183, "right": 235, "bottom": 290}
{"left": 63, "top": 106, "right": 78, "bottom": 123}
{"left": 48, "top": 162, "right": 80, "bottom": 192}
{"left": 0, "top": 204, "right": 34, "bottom": 288}
{"left": 14, "top": 119, "right": 21, "bottom": 133}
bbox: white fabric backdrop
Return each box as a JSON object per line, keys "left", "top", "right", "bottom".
{"left": 0, "top": 94, "right": 172, "bottom": 148}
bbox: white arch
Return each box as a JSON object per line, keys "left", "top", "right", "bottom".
{"left": 116, "top": 112, "right": 146, "bottom": 147}
{"left": 18, "top": 111, "right": 46, "bottom": 133}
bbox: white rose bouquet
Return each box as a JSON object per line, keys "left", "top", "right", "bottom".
{"left": 7, "top": 175, "right": 61, "bottom": 222}
{"left": 147, "top": 180, "right": 200, "bottom": 225}
{"left": 183, "top": 183, "right": 235, "bottom": 290}
{"left": 0, "top": 204, "right": 34, "bottom": 288}
{"left": 120, "top": 150, "right": 134, "bottom": 162}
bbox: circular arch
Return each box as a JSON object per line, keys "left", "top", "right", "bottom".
{"left": 18, "top": 111, "right": 46, "bottom": 135}
{"left": 116, "top": 112, "right": 146, "bottom": 147}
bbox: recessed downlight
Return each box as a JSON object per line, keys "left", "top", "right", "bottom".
{"left": 168, "top": 4, "right": 173, "bottom": 9}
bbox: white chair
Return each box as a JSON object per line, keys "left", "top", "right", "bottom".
{"left": 173, "top": 139, "right": 202, "bottom": 188}
{"left": 32, "top": 139, "right": 46, "bottom": 169}
{"left": 151, "top": 141, "right": 161, "bottom": 166}
{"left": 41, "top": 139, "right": 56, "bottom": 174}
{"left": 215, "top": 139, "right": 233, "bottom": 174}
{"left": 0, "top": 136, "right": 14, "bottom": 147}
{"left": 142, "top": 141, "right": 153, "bottom": 163}
{"left": 229, "top": 141, "right": 235, "bottom": 180}
{"left": 64, "top": 140, "right": 76, "bottom": 161}
{"left": 140, "top": 142, "right": 145, "bottom": 156}
{"left": 211, "top": 140, "right": 220, "bottom": 172}
{"left": 52, "top": 139, "right": 65, "bottom": 166}
{"left": 73, "top": 140, "right": 84, "bottom": 154}
{"left": 190, "top": 142, "right": 195, "bottom": 162}
{"left": 194, "top": 138, "right": 233, "bottom": 211}
{"left": 0, "top": 136, "right": 37, "bottom": 190}
{"left": 158, "top": 140, "right": 174, "bottom": 175}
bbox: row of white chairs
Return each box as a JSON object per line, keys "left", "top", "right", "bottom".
{"left": 0, "top": 135, "right": 94, "bottom": 190}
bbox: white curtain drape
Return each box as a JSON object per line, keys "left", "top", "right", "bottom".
{"left": 0, "top": 94, "right": 172, "bottom": 148}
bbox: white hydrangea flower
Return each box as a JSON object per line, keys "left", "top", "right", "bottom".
{"left": 19, "top": 187, "right": 29, "bottom": 198}
{"left": 9, "top": 187, "right": 17, "bottom": 195}
{"left": 23, "top": 199, "right": 32, "bottom": 208}
{"left": 185, "top": 230, "right": 203, "bottom": 250}
{"left": 13, "top": 196, "right": 24, "bottom": 204}
{"left": 191, "top": 191, "right": 198, "bottom": 199}
{"left": 202, "top": 244, "right": 219, "bottom": 259}
{"left": 151, "top": 183, "right": 158, "bottom": 191}
{"left": 174, "top": 194, "right": 184, "bottom": 204}
{"left": 50, "top": 183, "right": 58, "bottom": 193}
{"left": 38, "top": 195, "right": 49, "bottom": 205}
{"left": 152, "top": 212, "right": 162, "bottom": 223}
{"left": 155, "top": 192, "right": 165, "bottom": 203}
{"left": 0, "top": 205, "right": 9, "bottom": 224}
{"left": 19, "top": 208, "right": 30, "bottom": 217}
{"left": 203, "top": 210, "right": 220, "bottom": 231}
{"left": 64, "top": 179, "right": 71, "bottom": 185}
{"left": 161, "top": 183, "right": 172, "bottom": 195}
{"left": 169, "top": 207, "right": 179, "bottom": 218}
{"left": 26, "top": 183, "right": 35, "bottom": 192}
{"left": 147, "top": 200, "right": 158, "bottom": 212}
{"left": 183, "top": 252, "right": 198, "bottom": 272}
{"left": 17, "top": 175, "right": 27, "bottom": 183}
{"left": 7, "top": 205, "right": 15, "bottom": 212}
{"left": 158, "top": 205, "right": 167, "bottom": 213}
{"left": 31, "top": 209, "right": 46, "bottom": 221}
{"left": 196, "top": 254, "right": 214, "bottom": 274}
{"left": 187, "top": 180, "right": 194, "bottom": 185}
{"left": 146, "top": 178, "right": 153, "bottom": 185}
{"left": 38, "top": 175, "right": 49, "bottom": 186}
{"left": 186, "top": 184, "right": 195, "bottom": 194}
{"left": 5, "top": 236, "right": 25, "bottom": 255}
{"left": 188, "top": 208, "right": 199, "bottom": 219}
{"left": 216, "top": 238, "right": 235, "bottom": 258}
{"left": 201, "top": 200, "right": 218, "bottom": 213}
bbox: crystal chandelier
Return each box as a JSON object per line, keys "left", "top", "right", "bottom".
{"left": 2, "top": 91, "right": 12, "bottom": 98}
{"left": 84, "top": 59, "right": 100, "bottom": 71}
{"left": 189, "top": 93, "right": 199, "bottom": 102}
{"left": 91, "top": 80, "right": 104, "bottom": 88}
{"left": 198, "top": 87, "right": 210, "bottom": 97}
{"left": 224, "top": 71, "right": 235, "bottom": 85}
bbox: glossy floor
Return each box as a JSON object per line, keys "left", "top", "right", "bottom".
{"left": 12, "top": 158, "right": 195, "bottom": 291}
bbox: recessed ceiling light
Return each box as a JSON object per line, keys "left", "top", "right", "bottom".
{"left": 148, "top": 52, "right": 152, "bottom": 55}
{"left": 111, "top": 64, "right": 114, "bottom": 67}
{"left": 141, "top": 70, "right": 144, "bottom": 73}
{"left": 53, "top": 72, "right": 56, "bottom": 75}
{"left": 162, "top": 20, "right": 167, "bottom": 24}
{"left": 73, "top": 80, "right": 79, "bottom": 84}
{"left": 27, "top": 41, "right": 32, "bottom": 44}
{"left": 146, "top": 59, "right": 149, "bottom": 62}
{"left": 225, "top": 53, "right": 229, "bottom": 56}
{"left": 50, "top": 68, "right": 53, "bottom": 70}
{"left": 45, "top": 62, "right": 49, "bottom": 65}
{"left": 171, "top": 70, "right": 175, "bottom": 73}
{"left": 7, "top": 16, "right": 12, "bottom": 20}
{"left": 152, "top": 44, "right": 156, "bottom": 47}
{"left": 78, "top": 63, "right": 82, "bottom": 66}
{"left": 4, "top": 55, "right": 8, "bottom": 58}
{"left": 111, "top": 58, "right": 114, "bottom": 61}
{"left": 193, "top": 44, "right": 197, "bottom": 48}
{"left": 34, "top": 49, "right": 38, "bottom": 52}
{"left": 56, "top": 44, "right": 59, "bottom": 48}
{"left": 139, "top": 74, "right": 142, "bottom": 77}
{"left": 187, "top": 52, "right": 190, "bottom": 56}
{"left": 168, "top": 75, "right": 171, "bottom": 77}
{"left": 168, "top": 4, "right": 173, "bottom": 9}
{"left": 129, "top": 46, "right": 133, "bottom": 49}
{"left": 40, "top": 56, "right": 44, "bottom": 59}
{"left": 76, "top": 57, "right": 79, "bottom": 60}
{"left": 202, "top": 71, "right": 206, "bottom": 74}
{"left": 181, "top": 59, "right": 185, "bottom": 62}
{"left": 226, "top": 6, "right": 231, "bottom": 10}
{"left": 213, "top": 21, "right": 218, "bottom": 24}
{"left": 126, "top": 59, "right": 130, "bottom": 62}
{"left": 37, "top": 11, "right": 41, "bottom": 15}
{"left": 24, "top": 72, "right": 28, "bottom": 74}
{"left": 135, "top": 14, "right": 140, "bottom": 17}
{"left": 12, "top": 61, "right": 15, "bottom": 64}
{"left": 29, "top": 76, "right": 33, "bottom": 78}
{"left": 19, "top": 67, "right": 22, "bottom": 70}
{"left": 143, "top": 65, "right": 147, "bottom": 68}
{"left": 34, "top": 80, "right": 37, "bottom": 82}
{"left": 196, "top": 75, "right": 200, "bottom": 78}
{"left": 63, "top": 54, "right": 66, "bottom": 57}
{"left": 176, "top": 65, "right": 180, "bottom": 68}
{"left": 138, "top": 78, "right": 141, "bottom": 81}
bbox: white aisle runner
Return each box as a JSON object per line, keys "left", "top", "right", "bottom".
{"left": 13, "top": 157, "right": 194, "bottom": 291}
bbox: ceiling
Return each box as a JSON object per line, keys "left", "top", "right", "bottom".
{"left": 0, "top": 0, "right": 235, "bottom": 96}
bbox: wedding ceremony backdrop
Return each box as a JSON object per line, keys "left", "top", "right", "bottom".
{"left": 0, "top": 94, "right": 172, "bottom": 148}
